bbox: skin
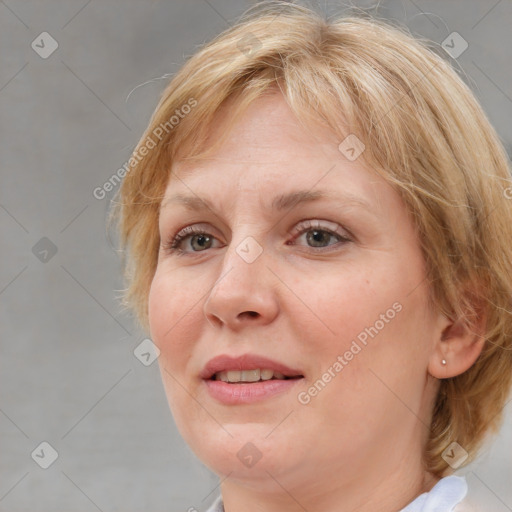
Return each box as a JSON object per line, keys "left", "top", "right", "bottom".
{"left": 148, "top": 90, "right": 485, "bottom": 512}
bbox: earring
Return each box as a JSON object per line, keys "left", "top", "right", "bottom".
{"left": 441, "top": 359, "right": 447, "bottom": 366}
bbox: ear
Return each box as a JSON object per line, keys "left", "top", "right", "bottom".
{"left": 428, "top": 292, "right": 487, "bottom": 379}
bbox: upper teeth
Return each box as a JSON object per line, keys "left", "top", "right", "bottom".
{"left": 214, "top": 369, "right": 287, "bottom": 383}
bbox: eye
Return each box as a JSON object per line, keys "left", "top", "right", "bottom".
{"left": 288, "top": 220, "right": 351, "bottom": 250}
{"left": 163, "top": 225, "right": 222, "bottom": 256}
{"left": 162, "top": 219, "right": 352, "bottom": 257}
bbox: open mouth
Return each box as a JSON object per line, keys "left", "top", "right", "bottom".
{"left": 210, "top": 369, "right": 304, "bottom": 383}
{"left": 203, "top": 357, "right": 305, "bottom": 403}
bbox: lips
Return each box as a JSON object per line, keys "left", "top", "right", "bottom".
{"left": 201, "top": 354, "right": 304, "bottom": 404}
{"left": 200, "top": 354, "right": 304, "bottom": 381}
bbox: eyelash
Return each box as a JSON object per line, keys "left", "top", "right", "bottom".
{"left": 162, "top": 220, "right": 352, "bottom": 257}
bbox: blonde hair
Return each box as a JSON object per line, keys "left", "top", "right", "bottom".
{"left": 111, "top": 1, "right": 512, "bottom": 477}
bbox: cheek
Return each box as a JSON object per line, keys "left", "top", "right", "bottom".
{"left": 285, "top": 259, "right": 403, "bottom": 355}
{"left": 148, "top": 269, "right": 207, "bottom": 436}
{"left": 148, "top": 269, "right": 202, "bottom": 372}
{"left": 287, "top": 258, "right": 431, "bottom": 401}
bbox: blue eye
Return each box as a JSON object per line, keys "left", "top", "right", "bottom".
{"left": 289, "top": 220, "right": 351, "bottom": 249}
{"left": 164, "top": 226, "right": 220, "bottom": 255}
{"left": 298, "top": 229, "right": 340, "bottom": 247}
{"left": 163, "top": 220, "right": 351, "bottom": 256}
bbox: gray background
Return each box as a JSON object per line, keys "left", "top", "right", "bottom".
{"left": 1, "top": 1, "right": 511, "bottom": 511}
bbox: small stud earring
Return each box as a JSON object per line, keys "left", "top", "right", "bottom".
{"left": 441, "top": 359, "right": 447, "bottom": 366}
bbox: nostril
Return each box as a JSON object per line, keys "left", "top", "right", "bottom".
{"left": 240, "top": 311, "right": 259, "bottom": 318}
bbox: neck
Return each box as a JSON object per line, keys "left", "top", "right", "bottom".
{"left": 219, "top": 458, "right": 439, "bottom": 512}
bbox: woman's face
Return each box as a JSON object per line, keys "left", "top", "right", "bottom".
{"left": 148, "top": 92, "right": 442, "bottom": 493}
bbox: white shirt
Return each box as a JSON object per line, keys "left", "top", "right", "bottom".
{"left": 205, "top": 475, "right": 474, "bottom": 512}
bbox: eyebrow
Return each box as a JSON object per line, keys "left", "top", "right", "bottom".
{"left": 160, "top": 189, "right": 373, "bottom": 215}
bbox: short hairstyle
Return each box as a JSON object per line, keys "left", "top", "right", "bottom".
{"left": 111, "top": 1, "right": 512, "bottom": 477}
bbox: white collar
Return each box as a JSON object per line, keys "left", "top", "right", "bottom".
{"left": 399, "top": 475, "right": 468, "bottom": 511}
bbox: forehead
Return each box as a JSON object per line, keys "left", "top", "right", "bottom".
{"left": 173, "top": 91, "right": 341, "bottom": 173}
{"left": 161, "top": 92, "right": 396, "bottom": 216}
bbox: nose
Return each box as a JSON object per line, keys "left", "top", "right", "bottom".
{"left": 203, "top": 237, "right": 280, "bottom": 330}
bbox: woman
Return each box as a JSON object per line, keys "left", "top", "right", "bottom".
{"left": 111, "top": 2, "right": 512, "bottom": 510}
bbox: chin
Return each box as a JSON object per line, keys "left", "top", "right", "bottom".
{"left": 178, "top": 419, "right": 309, "bottom": 483}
